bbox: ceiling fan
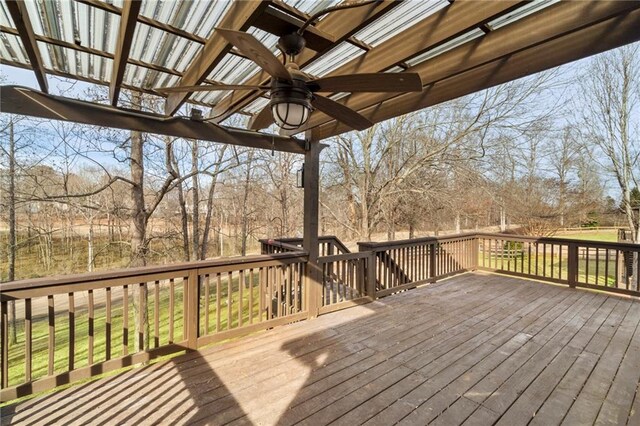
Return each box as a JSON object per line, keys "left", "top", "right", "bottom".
{"left": 157, "top": 4, "right": 423, "bottom": 133}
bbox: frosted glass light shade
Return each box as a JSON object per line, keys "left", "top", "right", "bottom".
{"left": 272, "top": 102, "right": 310, "bottom": 130}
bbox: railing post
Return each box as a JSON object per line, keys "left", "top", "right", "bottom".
{"left": 366, "top": 251, "right": 377, "bottom": 300}
{"left": 568, "top": 243, "right": 578, "bottom": 288}
{"left": 185, "top": 270, "right": 199, "bottom": 349}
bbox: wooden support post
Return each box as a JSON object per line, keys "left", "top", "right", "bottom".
{"left": 303, "top": 136, "right": 323, "bottom": 318}
{"left": 568, "top": 243, "right": 578, "bottom": 288}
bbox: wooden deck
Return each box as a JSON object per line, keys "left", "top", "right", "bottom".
{"left": 3, "top": 272, "right": 640, "bottom": 425}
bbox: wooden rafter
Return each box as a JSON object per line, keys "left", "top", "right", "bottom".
{"left": 291, "top": 0, "right": 525, "bottom": 134}
{"left": 109, "top": 0, "right": 142, "bottom": 106}
{"left": 5, "top": 0, "right": 48, "bottom": 92}
{"left": 164, "top": 1, "right": 268, "bottom": 116}
{"left": 0, "top": 86, "right": 305, "bottom": 154}
{"left": 208, "top": 0, "right": 400, "bottom": 123}
{"left": 313, "top": 4, "right": 640, "bottom": 140}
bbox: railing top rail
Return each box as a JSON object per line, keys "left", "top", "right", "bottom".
{"left": 0, "top": 251, "right": 308, "bottom": 292}
{"left": 318, "top": 251, "right": 369, "bottom": 263}
{"left": 475, "top": 233, "right": 640, "bottom": 249}
{"left": 358, "top": 232, "right": 479, "bottom": 250}
{"left": 261, "top": 235, "right": 351, "bottom": 253}
{"left": 259, "top": 239, "right": 305, "bottom": 252}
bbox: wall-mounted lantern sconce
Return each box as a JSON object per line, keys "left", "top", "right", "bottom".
{"left": 296, "top": 166, "right": 304, "bottom": 188}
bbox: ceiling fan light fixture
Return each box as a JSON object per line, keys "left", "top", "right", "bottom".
{"left": 272, "top": 101, "right": 310, "bottom": 130}
{"left": 269, "top": 77, "right": 312, "bottom": 130}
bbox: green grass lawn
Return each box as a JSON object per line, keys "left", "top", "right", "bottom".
{"left": 553, "top": 230, "right": 619, "bottom": 242}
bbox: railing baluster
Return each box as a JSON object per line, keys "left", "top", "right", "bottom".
{"left": 239, "top": 270, "right": 244, "bottom": 327}
{"left": 285, "top": 266, "right": 292, "bottom": 314}
{"left": 138, "top": 283, "right": 145, "bottom": 351}
{"left": 216, "top": 273, "right": 222, "bottom": 331}
{"left": 68, "top": 292, "right": 75, "bottom": 371}
{"left": 615, "top": 250, "right": 620, "bottom": 288}
{"left": 204, "top": 275, "right": 210, "bottom": 336}
{"left": 168, "top": 279, "right": 174, "bottom": 344}
{"left": 106, "top": 287, "right": 111, "bottom": 360}
{"left": 48, "top": 295, "right": 55, "bottom": 374}
{"left": 88, "top": 290, "right": 94, "bottom": 365}
{"left": 595, "top": 248, "right": 600, "bottom": 286}
{"left": 227, "top": 271, "right": 232, "bottom": 329}
{"left": 1, "top": 301, "right": 7, "bottom": 388}
{"left": 25, "top": 299, "right": 32, "bottom": 382}
{"left": 154, "top": 281, "right": 160, "bottom": 348}
{"left": 258, "top": 269, "right": 264, "bottom": 323}
{"left": 249, "top": 269, "right": 255, "bottom": 324}
{"left": 585, "top": 247, "right": 590, "bottom": 284}
{"left": 123, "top": 285, "right": 128, "bottom": 356}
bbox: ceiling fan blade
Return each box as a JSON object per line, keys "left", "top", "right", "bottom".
{"left": 215, "top": 28, "right": 291, "bottom": 82}
{"left": 311, "top": 95, "right": 372, "bottom": 131}
{"left": 155, "top": 84, "right": 269, "bottom": 93}
{"left": 308, "top": 73, "right": 423, "bottom": 93}
{"left": 248, "top": 104, "right": 275, "bottom": 130}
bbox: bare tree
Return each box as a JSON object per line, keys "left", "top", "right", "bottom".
{"left": 578, "top": 45, "right": 640, "bottom": 242}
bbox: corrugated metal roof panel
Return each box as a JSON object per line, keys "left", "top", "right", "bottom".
{"left": 0, "top": 32, "right": 27, "bottom": 63}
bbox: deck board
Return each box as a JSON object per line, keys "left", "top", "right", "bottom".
{"left": 3, "top": 272, "right": 640, "bottom": 425}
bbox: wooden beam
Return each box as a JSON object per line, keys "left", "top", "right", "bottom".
{"left": 109, "top": 0, "right": 142, "bottom": 106}
{"left": 208, "top": 0, "right": 400, "bottom": 123}
{"left": 0, "top": 86, "right": 306, "bottom": 154}
{"left": 313, "top": 6, "right": 640, "bottom": 139}
{"left": 291, "top": 0, "right": 525, "bottom": 134}
{"left": 164, "top": 1, "right": 268, "bottom": 116}
{"left": 5, "top": 0, "right": 48, "bottom": 92}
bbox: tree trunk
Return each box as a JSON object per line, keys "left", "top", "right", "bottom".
{"left": 190, "top": 141, "right": 200, "bottom": 260}
{"left": 177, "top": 181, "right": 190, "bottom": 261}
{"left": 129, "top": 94, "right": 149, "bottom": 351}
{"left": 200, "top": 145, "right": 227, "bottom": 260}
{"left": 87, "top": 217, "right": 94, "bottom": 272}
{"left": 240, "top": 150, "right": 254, "bottom": 256}
{"left": 8, "top": 120, "right": 17, "bottom": 345}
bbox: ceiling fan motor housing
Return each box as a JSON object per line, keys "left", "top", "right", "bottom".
{"left": 278, "top": 32, "right": 306, "bottom": 57}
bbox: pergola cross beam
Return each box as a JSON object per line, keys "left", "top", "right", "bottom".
{"left": 5, "top": 0, "right": 48, "bottom": 93}
{"left": 109, "top": 0, "right": 142, "bottom": 106}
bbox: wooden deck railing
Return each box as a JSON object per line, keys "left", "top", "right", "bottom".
{"left": 0, "top": 251, "right": 308, "bottom": 401}
{"left": 318, "top": 252, "right": 375, "bottom": 314}
{"left": 476, "top": 233, "right": 640, "bottom": 296}
{"left": 358, "top": 233, "right": 478, "bottom": 297}
{"left": 2, "top": 232, "right": 638, "bottom": 401}
{"left": 261, "top": 235, "right": 350, "bottom": 256}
